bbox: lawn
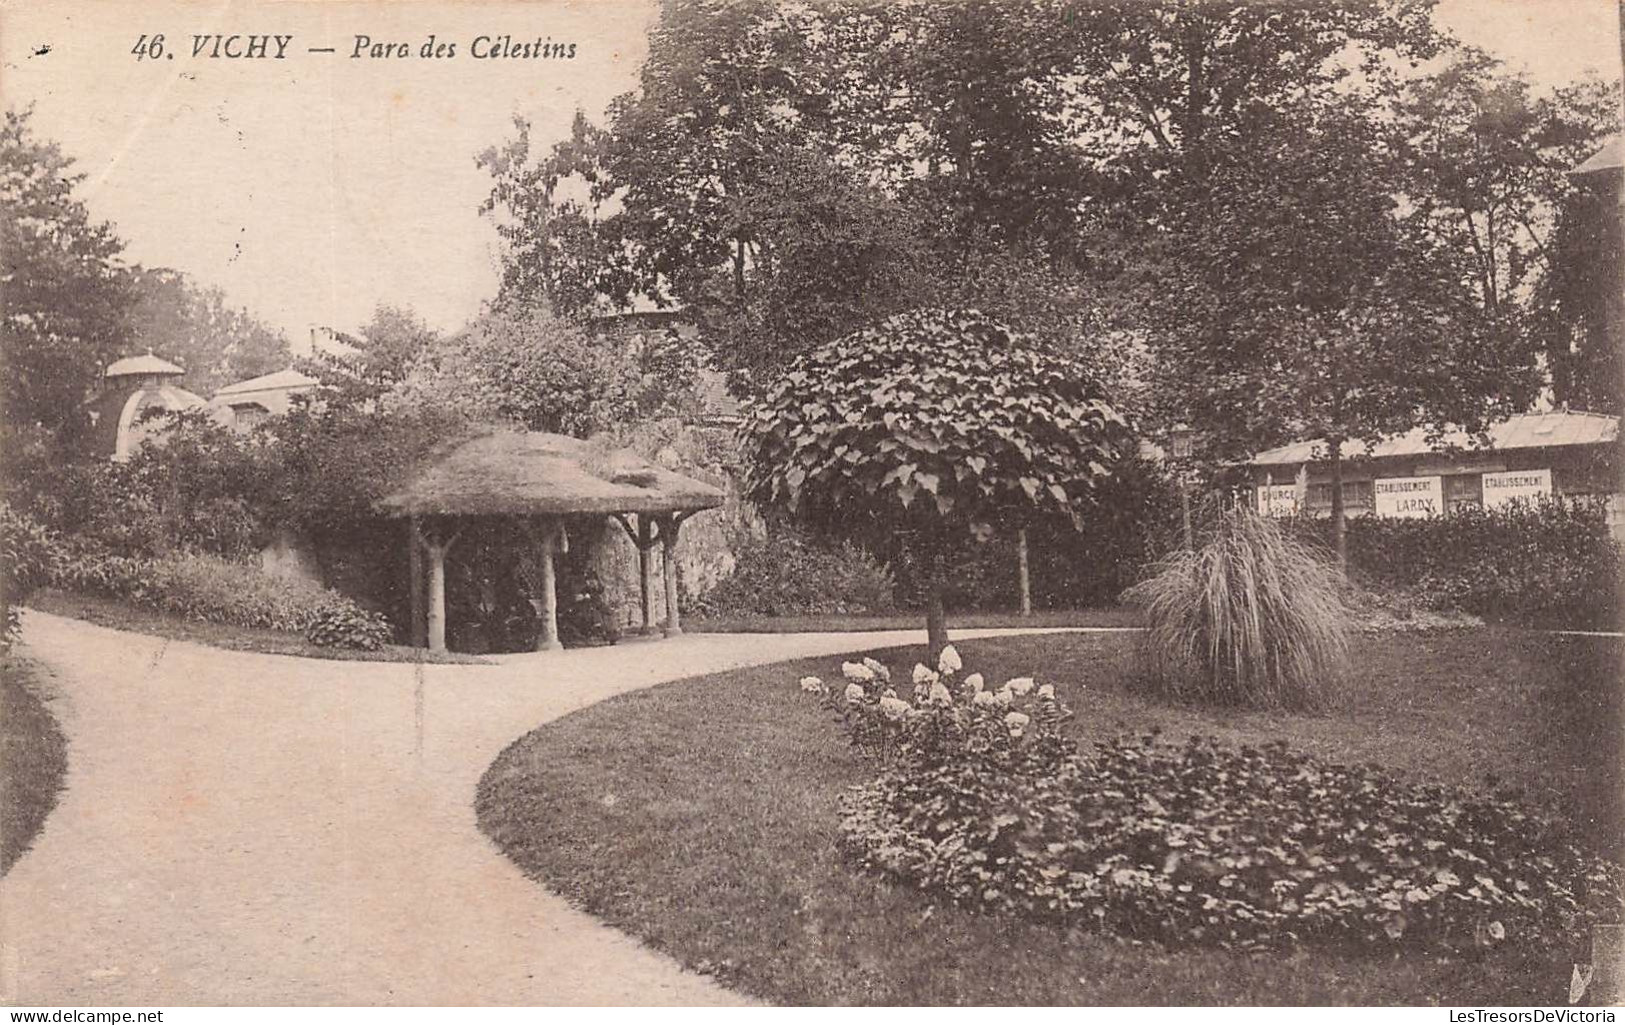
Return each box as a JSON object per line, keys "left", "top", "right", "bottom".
{"left": 687, "top": 608, "right": 1144, "bottom": 633}
{"left": 1, "top": 655, "right": 69, "bottom": 875}
{"left": 477, "top": 628, "right": 1623, "bottom": 1006}
{"left": 28, "top": 589, "right": 488, "bottom": 664}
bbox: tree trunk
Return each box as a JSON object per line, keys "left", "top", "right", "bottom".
{"left": 918, "top": 538, "right": 949, "bottom": 657}
{"left": 1329, "top": 439, "right": 1347, "bottom": 569}
{"left": 1016, "top": 528, "right": 1032, "bottom": 617}
{"left": 925, "top": 579, "right": 948, "bottom": 660}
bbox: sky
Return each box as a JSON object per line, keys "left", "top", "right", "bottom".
{"left": 0, "top": 0, "right": 1620, "bottom": 351}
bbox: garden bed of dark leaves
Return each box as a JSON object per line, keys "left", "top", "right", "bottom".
{"left": 811, "top": 653, "right": 1624, "bottom": 960}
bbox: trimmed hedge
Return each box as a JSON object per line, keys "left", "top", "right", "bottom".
{"left": 1290, "top": 498, "right": 1621, "bottom": 627}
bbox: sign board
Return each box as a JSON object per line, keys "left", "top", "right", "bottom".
{"left": 1373, "top": 476, "right": 1442, "bottom": 518}
{"left": 1481, "top": 468, "right": 1552, "bottom": 509}
{"left": 1257, "top": 484, "right": 1299, "bottom": 517}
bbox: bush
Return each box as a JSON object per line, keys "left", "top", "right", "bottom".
{"left": 47, "top": 544, "right": 392, "bottom": 650}
{"left": 1125, "top": 509, "right": 1350, "bottom": 709}
{"left": 1288, "top": 498, "right": 1622, "bottom": 627}
{"left": 304, "top": 596, "right": 394, "bottom": 650}
{"left": 888, "top": 457, "right": 1185, "bottom": 611}
{"left": 798, "top": 651, "right": 1624, "bottom": 957}
{"left": 143, "top": 552, "right": 328, "bottom": 631}
{"left": 1, "top": 504, "right": 57, "bottom": 650}
{"left": 691, "top": 526, "right": 896, "bottom": 618}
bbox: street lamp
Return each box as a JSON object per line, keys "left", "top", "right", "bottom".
{"left": 1169, "top": 424, "right": 1195, "bottom": 550}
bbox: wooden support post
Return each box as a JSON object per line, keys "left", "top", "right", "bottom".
{"left": 426, "top": 538, "right": 448, "bottom": 653}
{"left": 407, "top": 516, "right": 426, "bottom": 648}
{"left": 536, "top": 518, "right": 563, "bottom": 652}
{"left": 423, "top": 521, "right": 462, "bottom": 654}
{"left": 1017, "top": 527, "right": 1032, "bottom": 618}
{"left": 638, "top": 515, "right": 657, "bottom": 635}
{"left": 660, "top": 513, "right": 684, "bottom": 637}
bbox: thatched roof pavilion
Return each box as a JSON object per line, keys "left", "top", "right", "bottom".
{"left": 378, "top": 430, "right": 725, "bottom": 653}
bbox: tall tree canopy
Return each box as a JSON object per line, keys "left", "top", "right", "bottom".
{"left": 1, "top": 106, "right": 132, "bottom": 441}
{"left": 124, "top": 267, "right": 291, "bottom": 396}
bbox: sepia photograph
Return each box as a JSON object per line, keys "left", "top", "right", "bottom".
{"left": 0, "top": 0, "right": 1622, "bottom": 1012}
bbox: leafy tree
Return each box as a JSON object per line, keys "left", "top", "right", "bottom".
{"left": 303, "top": 304, "right": 441, "bottom": 407}
{"left": 125, "top": 267, "right": 290, "bottom": 396}
{"left": 394, "top": 305, "right": 644, "bottom": 436}
{"left": 0, "top": 106, "right": 132, "bottom": 442}
{"left": 1063, "top": 0, "right": 1443, "bottom": 189}
{"left": 1394, "top": 51, "right": 1617, "bottom": 352}
{"left": 477, "top": 112, "right": 631, "bottom": 317}
{"left": 1535, "top": 173, "right": 1624, "bottom": 414}
{"left": 1141, "top": 97, "right": 1541, "bottom": 564}
{"left": 740, "top": 309, "right": 1129, "bottom": 653}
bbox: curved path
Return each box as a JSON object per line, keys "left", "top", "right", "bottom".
{"left": 0, "top": 612, "right": 1082, "bottom": 1005}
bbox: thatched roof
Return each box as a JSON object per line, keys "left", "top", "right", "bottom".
{"left": 376, "top": 430, "right": 725, "bottom": 518}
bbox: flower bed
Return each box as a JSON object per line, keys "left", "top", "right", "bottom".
{"left": 801, "top": 649, "right": 1624, "bottom": 958}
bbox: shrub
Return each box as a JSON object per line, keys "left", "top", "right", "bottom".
{"left": 304, "top": 596, "right": 394, "bottom": 650}
{"left": 48, "top": 544, "right": 392, "bottom": 650}
{"left": 0, "top": 504, "right": 57, "bottom": 650}
{"left": 143, "top": 552, "right": 328, "bottom": 631}
{"left": 1287, "top": 498, "right": 1622, "bottom": 627}
{"left": 1125, "top": 509, "right": 1349, "bottom": 709}
{"left": 888, "top": 457, "right": 1185, "bottom": 611}
{"left": 691, "top": 526, "right": 896, "bottom": 618}
{"left": 798, "top": 652, "right": 1624, "bottom": 957}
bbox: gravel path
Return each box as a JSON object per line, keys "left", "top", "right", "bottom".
{"left": 0, "top": 611, "right": 1075, "bottom": 1005}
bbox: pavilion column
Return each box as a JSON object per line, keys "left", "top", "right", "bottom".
{"left": 638, "top": 515, "right": 658, "bottom": 635}
{"left": 659, "top": 513, "right": 685, "bottom": 638}
{"left": 422, "top": 521, "right": 462, "bottom": 654}
{"left": 407, "top": 516, "right": 426, "bottom": 648}
{"left": 535, "top": 518, "right": 564, "bottom": 652}
{"left": 426, "top": 538, "right": 449, "bottom": 653}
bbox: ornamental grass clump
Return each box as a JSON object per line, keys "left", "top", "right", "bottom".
{"left": 795, "top": 652, "right": 1624, "bottom": 957}
{"left": 1126, "top": 508, "right": 1349, "bottom": 709}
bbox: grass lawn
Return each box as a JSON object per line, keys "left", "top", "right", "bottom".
{"left": 28, "top": 589, "right": 488, "bottom": 664}
{"left": 1, "top": 655, "right": 69, "bottom": 875}
{"left": 477, "top": 628, "right": 1623, "bottom": 1006}
{"left": 688, "top": 607, "right": 1144, "bottom": 633}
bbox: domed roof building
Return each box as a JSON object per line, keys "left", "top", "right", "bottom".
{"left": 88, "top": 350, "right": 207, "bottom": 461}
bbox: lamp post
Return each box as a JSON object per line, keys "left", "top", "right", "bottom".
{"left": 1169, "top": 425, "right": 1195, "bottom": 551}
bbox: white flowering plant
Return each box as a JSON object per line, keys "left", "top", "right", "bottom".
{"left": 796, "top": 646, "right": 1074, "bottom": 774}
{"left": 795, "top": 651, "right": 1625, "bottom": 956}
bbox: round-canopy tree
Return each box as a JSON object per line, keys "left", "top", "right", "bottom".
{"left": 740, "top": 308, "right": 1130, "bottom": 653}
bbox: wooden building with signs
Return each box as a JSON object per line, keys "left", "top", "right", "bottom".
{"left": 1246, "top": 411, "right": 1622, "bottom": 531}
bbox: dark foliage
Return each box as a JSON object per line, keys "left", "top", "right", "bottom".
{"left": 0, "top": 505, "right": 57, "bottom": 650}
{"left": 809, "top": 653, "right": 1624, "bottom": 959}
{"left": 691, "top": 526, "right": 896, "bottom": 618}
{"left": 304, "top": 597, "right": 394, "bottom": 651}
{"left": 1289, "top": 498, "right": 1622, "bottom": 627}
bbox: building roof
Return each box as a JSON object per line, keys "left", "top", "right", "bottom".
{"left": 1574, "top": 135, "right": 1623, "bottom": 175}
{"left": 105, "top": 352, "right": 184, "bottom": 378}
{"left": 213, "top": 368, "right": 319, "bottom": 398}
{"left": 1249, "top": 411, "right": 1620, "bottom": 467}
{"left": 377, "top": 430, "right": 726, "bottom": 518}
